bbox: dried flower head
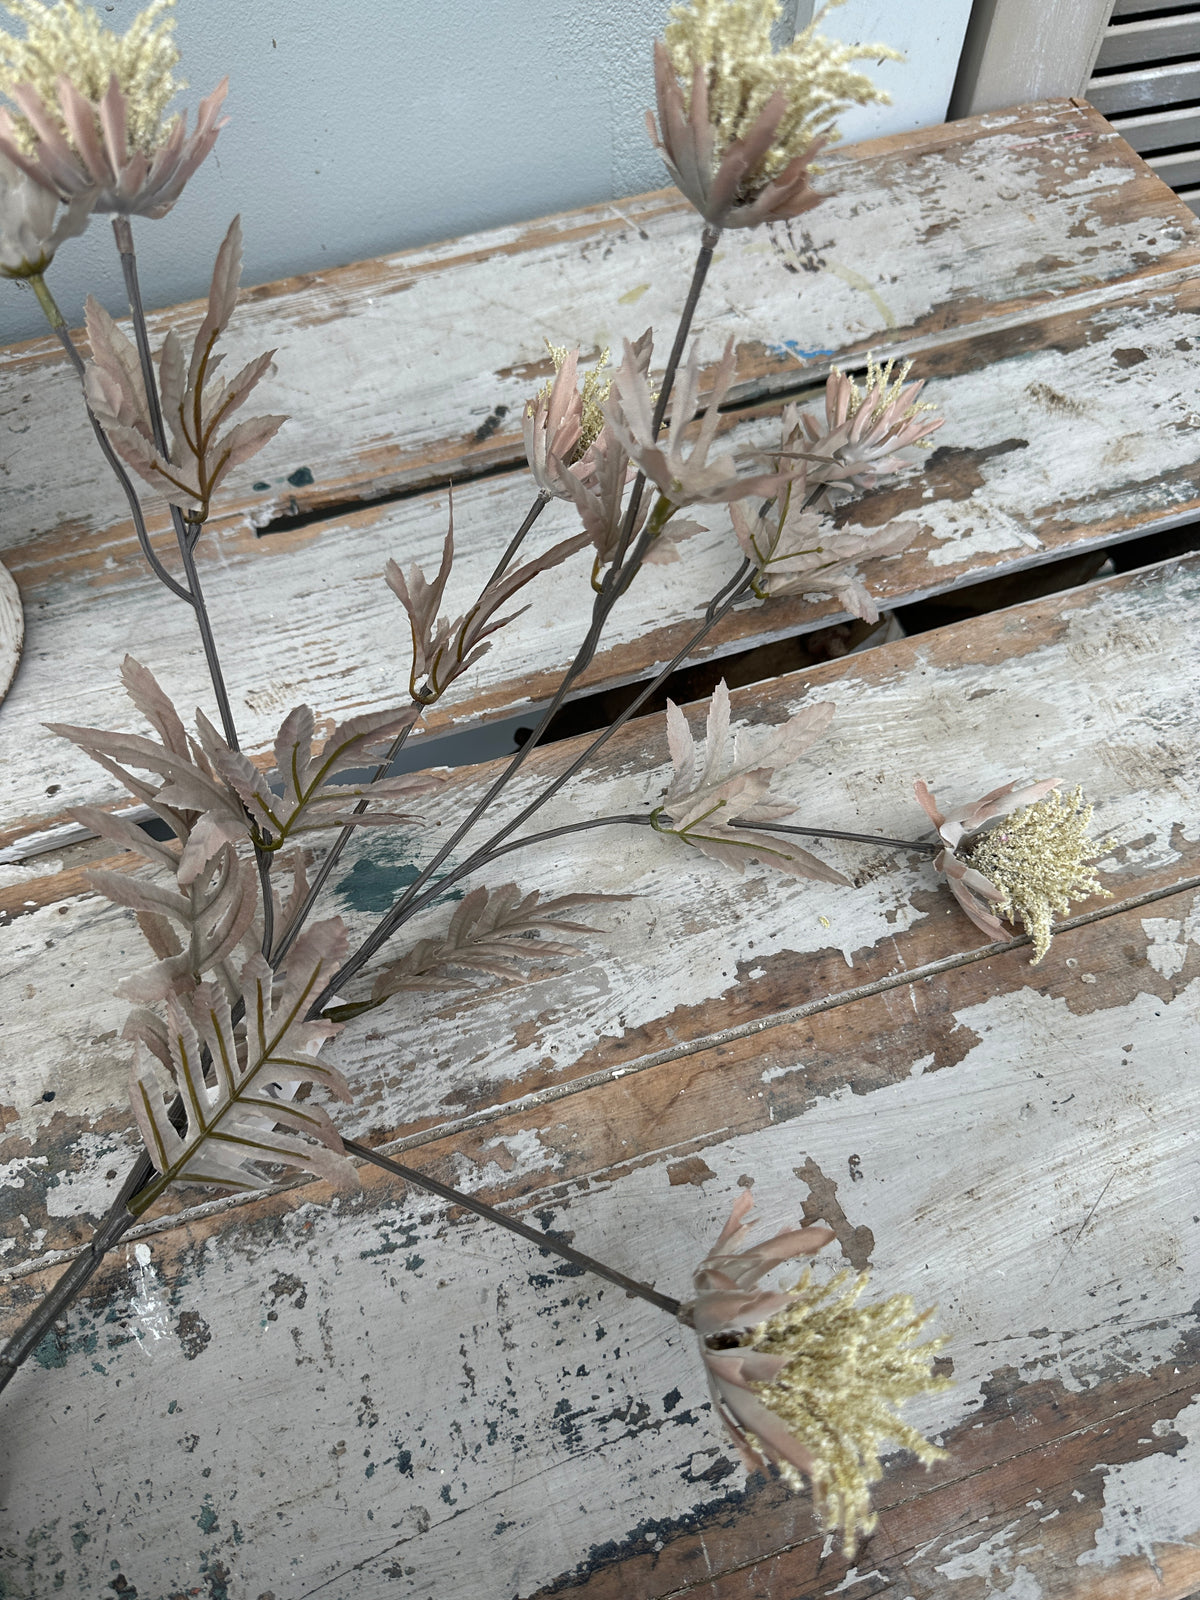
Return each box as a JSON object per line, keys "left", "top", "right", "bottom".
{"left": 0, "top": 0, "right": 227, "bottom": 217}
{"left": 653, "top": 678, "right": 846, "bottom": 882}
{"left": 730, "top": 485, "right": 917, "bottom": 623}
{"left": 969, "top": 786, "right": 1113, "bottom": 963}
{"left": 785, "top": 356, "right": 943, "bottom": 507}
{"left": 0, "top": 145, "right": 89, "bottom": 274}
{"left": 649, "top": 0, "right": 899, "bottom": 229}
{"left": 687, "top": 1190, "right": 948, "bottom": 1552}
{"left": 524, "top": 341, "right": 623, "bottom": 500}
{"left": 916, "top": 779, "right": 1112, "bottom": 963}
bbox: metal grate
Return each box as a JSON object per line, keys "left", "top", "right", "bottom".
{"left": 1088, "top": 1, "right": 1200, "bottom": 212}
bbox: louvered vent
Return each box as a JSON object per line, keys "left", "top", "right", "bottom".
{"left": 1087, "top": 0, "right": 1200, "bottom": 213}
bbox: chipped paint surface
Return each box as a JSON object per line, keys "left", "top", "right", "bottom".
{"left": 0, "top": 103, "right": 1194, "bottom": 553}
{"left": 1, "top": 557, "right": 1198, "bottom": 1262}
{"left": 0, "top": 922, "right": 1197, "bottom": 1595}
{"left": 3, "top": 104, "right": 1200, "bottom": 1599}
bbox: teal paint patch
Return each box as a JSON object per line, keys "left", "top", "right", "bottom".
{"left": 196, "top": 1496, "right": 219, "bottom": 1535}
{"left": 34, "top": 1322, "right": 98, "bottom": 1370}
{"left": 70, "top": 1524, "right": 90, "bottom": 1554}
{"left": 335, "top": 852, "right": 465, "bottom": 915}
{"left": 286, "top": 466, "right": 314, "bottom": 487}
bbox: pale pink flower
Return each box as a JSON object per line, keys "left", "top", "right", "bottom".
{"left": 0, "top": 147, "right": 90, "bottom": 274}
{"left": 687, "top": 1189, "right": 835, "bottom": 1482}
{"left": 0, "top": 71, "right": 227, "bottom": 217}
{"left": 785, "top": 358, "right": 943, "bottom": 507}
{"left": 915, "top": 777, "right": 1061, "bottom": 940}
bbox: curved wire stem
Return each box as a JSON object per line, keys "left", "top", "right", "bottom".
{"left": 318, "top": 228, "right": 723, "bottom": 1003}
{"left": 343, "top": 1138, "right": 682, "bottom": 1317}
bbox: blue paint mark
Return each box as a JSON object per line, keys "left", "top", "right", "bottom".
{"left": 335, "top": 854, "right": 464, "bottom": 915}
{"left": 286, "top": 466, "right": 314, "bottom": 487}
{"left": 196, "top": 1497, "right": 219, "bottom": 1535}
{"left": 662, "top": 1387, "right": 682, "bottom": 1412}
{"left": 252, "top": 480, "right": 270, "bottom": 491}
{"left": 765, "top": 340, "right": 836, "bottom": 362}
{"left": 395, "top": 1449, "right": 413, "bottom": 1477}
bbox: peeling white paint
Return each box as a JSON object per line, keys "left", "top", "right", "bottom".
{"left": 1078, "top": 1397, "right": 1200, "bottom": 1572}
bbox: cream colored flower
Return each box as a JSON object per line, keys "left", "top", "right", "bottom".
{"left": 686, "top": 1189, "right": 948, "bottom": 1552}
{"left": 0, "top": 0, "right": 226, "bottom": 217}
{"left": 0, "top": 145, "right": 89, "bottom": 274}
{"left": 785, "top": 356, "right": 943, "bottom": 507}
{"left": 649, "top": 0, "right": 898, "bottom": 229}
{"left": 916, "top": 779, "right": 1111, "bottom": 962}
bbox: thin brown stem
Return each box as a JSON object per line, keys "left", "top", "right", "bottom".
{"left": 30, "top": 273, "right": 193, "bottom": 604}
{"left": 112, "top": 216, "right": 242, "bottom": 755}
{"left": 343, "top": 1139, "right": 681, "bottom": 1317}
{"left": 319, "top": 231, "right": 722, "bottom": 1003}
{"left": 732, "top": 822, "right": 940, "bottom": 854}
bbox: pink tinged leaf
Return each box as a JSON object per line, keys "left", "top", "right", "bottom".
{"left": 664, "top": 697, "right": 698, "bottom": 801}
{"left": 207, "top": 413, "right": 287, "bottom": 492}
{"left": 189, "top": 215, "right": 243, "bottom": 395}
{"left": 129, "top": 1053, "right": 185, "bottom": 1176}
{"left": 273, "top": 704, "right": 316, "bottom": 807}
{"left": 119, "top": 656, "right": 191, "bottom": 756}
{"left": 176, "top": 809, "right": 251, "bottom": 885}
{"left": 68, "top": 803, "right": 180, "bottom": 871}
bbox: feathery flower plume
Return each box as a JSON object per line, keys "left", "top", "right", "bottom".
{"left": 523, "top": 338, "right": 633, "bottom": 500}
{"left": 0, "top": 0, "right": 227, "bottom": 218}
{"left": 686, "top": 1189, "right": 948, "bottom": 1552}
{"left": 649, "top": 0, "right": 898, "bottom": 229}
{"left": 916, "top": 779, "right": 1112, "bottom": 962}
{"left": 0, "top": 145, "right": 89, "bottom": 273}
{"left": 783, "top": 356, "right": 943, "bottom": 508}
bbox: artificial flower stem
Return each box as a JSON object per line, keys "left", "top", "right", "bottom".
{"left": 606, "top": 223, "right": 721, "bottom": 577}
{"left": 342, "top": 1138, "right": 682, "bottom": 1318}
{"left": 482, "top": 489, "right": 552, "bottom": 593}
{"left": 111, "top": 215, "right": 242, "bottom": 756}
{"left": 271, "top": 714, "right": 423, "bottom": 964}
{"left": 29, "top": 274, "right": 193, "bottom": 604}
{"left": 318, "top": 236, "right": 725, "bottom": 1000}
{"left": 733, "top": 822, "right": 940, "bottom": 854}
{"left": 0, "top": 1150, "right": 150, "bottom": 1394}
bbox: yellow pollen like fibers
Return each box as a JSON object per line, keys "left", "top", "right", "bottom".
{"left": 969, "top": 786, "right": 1113, "bottom": 964}
{"left": 839, "top": 353, "right": 938, "bottom": 440}
{"left": 0, "top": 0, "right": 182, "bottom": 155}
{"left": 664, "top": 0, "right": 898, "bottom": 194}
{"left": 539, "top": 342, "right": 613, "bottom": 455}
{"left": 741, "top": 1268, "right": 948, "bottom": 1552}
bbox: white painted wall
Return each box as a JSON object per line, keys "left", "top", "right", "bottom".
{"left": 0, "top": 0, "right": 971, "bottom": 343}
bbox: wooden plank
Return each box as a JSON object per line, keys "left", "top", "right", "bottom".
{"left": 7, "top": 268, "right": 1200, "bottom": 852}
{"left": 2, "top": 553, "right": 1197, "bottom": 1271}
{"left": 1, "top": 100, "right": 1197, "bottom": 552}
{"left": 2, "top": 884, "right": 1197, "bottom": 1598}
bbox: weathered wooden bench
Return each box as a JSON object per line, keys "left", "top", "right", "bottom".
{"left": 2, "top": 98, "right": 1199, "bottom": 1598}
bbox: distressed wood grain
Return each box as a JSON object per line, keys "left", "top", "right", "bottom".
{"left": 1, "top": 886, "right": 1197, "bottom": 1599}
{"left": 7, "top": 268, "right": 1200, "bottom": 852}
{"left": 0, "top": 100, "right": 1195, "bottom": 553}
{"left": 2, "top": 554, "right": 1196, "bottom": 1271}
